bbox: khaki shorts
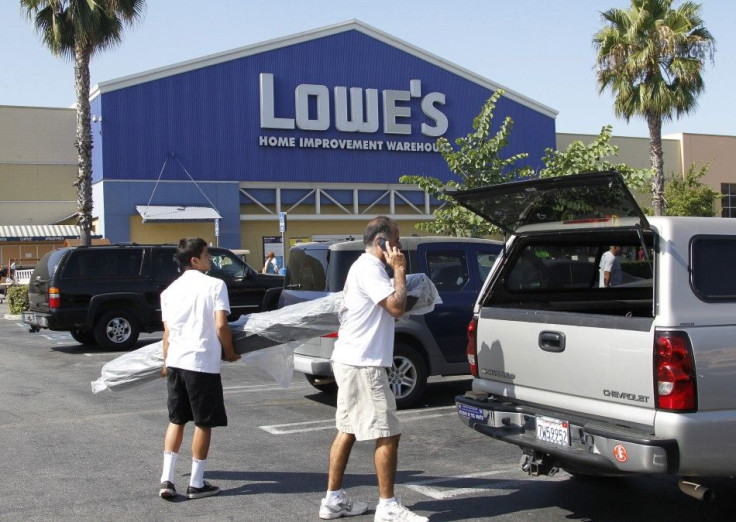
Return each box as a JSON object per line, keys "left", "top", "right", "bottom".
{"left": 332, "top": 361, "right": 401, "bottom": 441}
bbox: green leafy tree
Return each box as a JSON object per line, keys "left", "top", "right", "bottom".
{"left": 539, "top": 125, "right": 652, "bottom": 192}
{"left": 593, "top": 0, "right": 715, "bottom": 216}
{"left": 400, "top": 90, "right": 533, "bottom": 237}
{"left": 664, "top": 162, "right": 718, "bottom": 216}
{"left": 22, "top": 0, "right": 145, "bottom": 245}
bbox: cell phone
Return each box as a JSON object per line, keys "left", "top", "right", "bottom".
{"left": 378, "top": 237, "right": 388, "bottom": 251}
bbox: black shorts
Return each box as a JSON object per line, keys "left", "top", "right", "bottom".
{"left": 167, "top": 367, "right": 227, "bottom": 428}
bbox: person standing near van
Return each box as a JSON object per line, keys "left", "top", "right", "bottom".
{"left": 319, "top": 216, "right": 428, "bottom": 522}
{"left": 599, "top": 245, "right": 623, "bottom": 288}
{"left": 262, "top": 251, "right": 279, "bottom": 274}
{"left": 158, "top": 238, "right": 241, "bottom": 500}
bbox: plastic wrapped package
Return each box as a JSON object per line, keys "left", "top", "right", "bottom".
{"left": 91, "top": 273, "right": 440, "bottom": 393}
{"left": 90, "top": 342, "right": 164, "bottom": 393}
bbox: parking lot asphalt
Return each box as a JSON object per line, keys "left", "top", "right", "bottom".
{"left": 2, "top": 302, "right": 736, "bottom": 521}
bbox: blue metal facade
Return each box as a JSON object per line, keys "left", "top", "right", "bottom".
{"left": 91, "top": 23, "right": 556, "bottom": 246}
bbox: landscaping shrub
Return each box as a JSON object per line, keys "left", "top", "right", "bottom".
{"left": 7, "top": 285, "right": 29, "bottom": 315}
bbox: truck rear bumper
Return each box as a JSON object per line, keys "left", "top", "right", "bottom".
{"left": 456, "top": 394, "right": 678, "bottom": 475}
{"left": 293, "top": 354, "right": 333, "bottom": 376}
{"left": 22, "top": 311, "right": 51, "bottom": 329}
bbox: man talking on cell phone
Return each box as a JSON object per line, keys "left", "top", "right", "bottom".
{"left": 318, "top": 216, "right": 428, "bottom": 521}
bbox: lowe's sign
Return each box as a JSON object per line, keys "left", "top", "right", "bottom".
{"left": 258, "top": 73, "right": 448, "bottom": 151}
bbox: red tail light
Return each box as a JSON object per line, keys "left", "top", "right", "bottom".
{"left": 322, "top": 331, "right": 339, "bottom": 338}
{"left": 49, "top": 287, "right": 60, "bottom": 309}
{"left": 467, "top": 317, "right": 479, "bottom": 377}
{"left": 654, "top": 331, "right": 696, "bottom": 411}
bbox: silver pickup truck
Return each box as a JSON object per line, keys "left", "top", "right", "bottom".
{"left": 451, "top": 171, "right": 736, "bottom": 501}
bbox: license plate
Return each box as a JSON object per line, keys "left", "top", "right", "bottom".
{"left": 22, "top": 312, "right": 37, "bottom": 324}
{"left": 536, "top": 415, "right": 570, "bottom": 446}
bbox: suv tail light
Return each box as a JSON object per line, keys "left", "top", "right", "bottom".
{"left": 467, "top": 317, "right": 479, "bottom": 377}
{"left": 48, "top": 287, "right": 60, "bottom": 309}
{"left": 654, "top": 331, "right": 697, "bottom": 411}
{"left": 322, "top": 331, "right": 338, "bottom": 338}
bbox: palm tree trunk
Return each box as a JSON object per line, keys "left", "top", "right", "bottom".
{"left": 74, "top": 43, "right": 93, "bottom": 246}
{"left": 647, "top": 114, "right": 665, "bottom": 216}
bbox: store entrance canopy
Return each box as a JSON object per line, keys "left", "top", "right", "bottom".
{"left": 0, "top": 224, "right": 84, "bottom": 241}
{"left": 136, "top": 205, "right": 221, "bottom": 222}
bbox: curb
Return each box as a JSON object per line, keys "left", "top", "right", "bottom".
{"left": 4, "top": 314, "right": 21, "bottom": 320}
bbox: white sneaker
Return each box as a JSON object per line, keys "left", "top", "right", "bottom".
{"left": 319, "top": 496, "right": 369, "bottom": 519}
{"left": 374, "top": 501, "right": 429, "bottom": 522}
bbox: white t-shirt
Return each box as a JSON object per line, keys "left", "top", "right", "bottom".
{"left": 331, "top": 253, "right": 396, "bottom": 367}
{"left": 161, "top": 269, "right": 230, "bottom": 374}
{"left": 599, "top": 250, "right": 622, "bottom": 287}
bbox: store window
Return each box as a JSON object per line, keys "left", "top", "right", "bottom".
{"left": 721, "top": 183, "right": 736, "bottom": 218}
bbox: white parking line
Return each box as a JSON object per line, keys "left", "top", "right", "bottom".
{"left": 224, "top": 382, "right": 310, "bottom": 394}
{"left": 260, "top": 406, "right": 456, "bottom": 434}
{"left": 405, "top": 469, "right": 566, "bottom": 499}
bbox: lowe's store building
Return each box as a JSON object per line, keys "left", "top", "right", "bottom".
{"left": 89, "top": 20, "right": 555, "bottom": 264}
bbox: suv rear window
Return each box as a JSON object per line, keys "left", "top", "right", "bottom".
{"left": 691, "top": 236, "right": 736, "bottom": 301}
{"left": 62, "top": 249, "right": 144, "bottom": 278}
{"left": 39, "top": 249, "right": 69, "bottom": 279}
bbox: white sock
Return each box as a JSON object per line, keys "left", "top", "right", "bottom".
{"left": 160, "top": 451, "right": 178, "bottom": 484}
{"left": 379, "top": 497, "right": 397, "bottom": 507}
{"left": 190, "top": 458, "right": 207, "bottom": 488}
{"left": 326, "top": 489, "right": 345, "bottom": 503}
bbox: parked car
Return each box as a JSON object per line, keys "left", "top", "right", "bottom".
{"left": 452, "top": 171, "right": 736, "bottom": 500}
{"left": 22, "top": 244, "right": 283, "bottom": 350}
{"left": 280, "top": 236, "right": 503, "bottom": 408}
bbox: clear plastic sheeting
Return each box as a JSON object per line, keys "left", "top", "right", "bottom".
{"left": 90, "top": 342, "right": 163, "bottom": 394}
{"left": 91, "top": 273, "right": 440, "bottom": 394}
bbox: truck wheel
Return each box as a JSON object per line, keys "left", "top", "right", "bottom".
{"left": 94, "top": 310, "right": 140, "bottom": 350}
{"left": 70, "top": 329, "right": 96, "bottom": 345}
{"left": 389, "top": 343, "right": 428, "bottom": 409}
{"left": 305, "top": 374, "right": 338, "bottom": 394}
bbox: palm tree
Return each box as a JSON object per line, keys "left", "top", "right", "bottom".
{"left": 593, "top": 0, "right": 714, "bottom": 215}
{"left": 22, "top": 0, "right": 145, "bottom": 245}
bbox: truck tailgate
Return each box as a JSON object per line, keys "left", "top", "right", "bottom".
{"left": 474, "top": 307, "right": 656, "bottom": 423}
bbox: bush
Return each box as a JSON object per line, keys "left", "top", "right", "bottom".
{"left": 7, "top": 285, "right": 29, "bottom": 315}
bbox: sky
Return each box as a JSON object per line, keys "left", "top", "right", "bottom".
{"left": 1, "top": 0, "right": 733, "bottom": 139}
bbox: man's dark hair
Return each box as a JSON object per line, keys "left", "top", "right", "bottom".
{"left": 174, "top": 237, "right": 208, "bottom": 268}
{"left": 363, "top": 216, "right": 395, "bottom": 246}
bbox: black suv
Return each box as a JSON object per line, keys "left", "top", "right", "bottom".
{"left": 22, "top": 244, "right": 283, "bottom": 350}
{"left": 280, "top": 236, "right": 503, "bottom": 408}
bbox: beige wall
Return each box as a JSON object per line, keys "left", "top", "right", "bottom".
{"left": 675, "top": 133, "right": 736, "bottom": 189}
{"left": 0, "top": 105, "right": 77, "bottom": 225}
{"left": 129, "top": 217, "right": 217, "bottom": 246}
{"left": 556, "top": 133, "right": 682, "bottom": 174}
{"left": 0, "top": 105, "right": 77, "bottom": 164}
